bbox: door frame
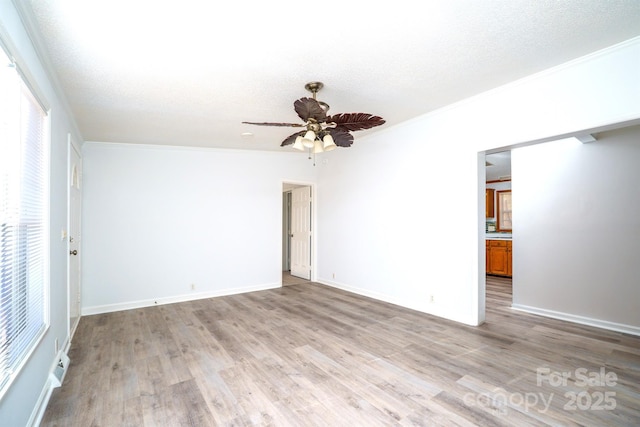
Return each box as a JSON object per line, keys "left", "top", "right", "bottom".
{"left": 282, "top": 191, "right": 292, "bottom": 272}
{"left": 282, "top": 181, "right": 316, "bottom": 283}
{"left": 475, "top": 117, "right": 640, "bottom": 326}
{"left": 67, "top": 134, "right": 82, "bottom": 344}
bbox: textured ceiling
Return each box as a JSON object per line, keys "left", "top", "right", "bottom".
{"left": 486, "top": 151, "right": 511, "bottom": 181}
{"left": 19, "top": 0, "right": 640, "bottom": 151}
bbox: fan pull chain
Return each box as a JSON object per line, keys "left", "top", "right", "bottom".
{"left": 308, "top": 148, "right": 315, "bottom": 166}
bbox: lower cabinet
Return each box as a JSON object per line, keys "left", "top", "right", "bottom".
{"left": 486, "top": 239, "right": 512, "bottom": 277}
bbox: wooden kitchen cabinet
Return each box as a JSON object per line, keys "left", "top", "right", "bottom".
{"left": 485, "top": 189, "right": 495, "bottom": 218}
{"left": 507, "top": 241, "right": 512, "bottom": 277}
{"left": 486, "top": 239, "right": 512, "bottom": 277}
{"left": 485, "top": 241, "right": 490, "bottom": 272}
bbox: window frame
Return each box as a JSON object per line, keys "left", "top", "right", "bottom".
{"left": 0, "top": 41, "right": 51, "bottom": 402}
{"left": 496, "top": 189, "right": 512, "bottom": 232}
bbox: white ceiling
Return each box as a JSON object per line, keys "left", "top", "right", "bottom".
{"left": 19, "top": 0, "right": 640, "bottom": 151}
{"left": 485, "top": 151, "right": 511, "bottom": 181}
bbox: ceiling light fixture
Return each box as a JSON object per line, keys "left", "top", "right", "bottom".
{"left": 242, "top": 82, "right": 385, "bottom": 162}
{"left": 290, "top": 82, "right": 337, "bottom": 154}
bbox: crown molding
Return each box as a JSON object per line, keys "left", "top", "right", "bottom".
{"left": 11, "top": 0, "right": 84, "bottom": 143}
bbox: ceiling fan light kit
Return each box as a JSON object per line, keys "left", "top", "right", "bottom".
{"left": 322, "top": 134, "right": 337, "bottom": 151}
{"left": 301, "top": 130, "right": 316, "bottom": 148}
{"left": 242, "top": 82, "right": 385, "bottom": 160}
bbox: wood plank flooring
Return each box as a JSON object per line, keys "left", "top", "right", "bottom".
{"left": 282, "top": 272, "right": 310, "bottom": 286}
{"left": 41, "top": 276, "right": 640, "bottom": 426}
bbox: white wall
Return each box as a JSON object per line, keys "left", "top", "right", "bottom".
{"left": 316, "top": 37, "right": 640, "bottom": 327}
{"left": 81, "top": 143, "right": 317, "bottom": 313}
{"left": 512, "top": 127, "right": 640, "bottom": 332}
{"left": 0, "top": 3, "right": 82, "bottom": 426}
{"left": 316, "top": 124, "right": 482, "bottom": 324}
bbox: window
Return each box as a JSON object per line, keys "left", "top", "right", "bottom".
{"left": 496, "top": 190, "right": 512, "bottom": 232}
{"left": 0, "top": 46, "right": 49, "bottom": 399}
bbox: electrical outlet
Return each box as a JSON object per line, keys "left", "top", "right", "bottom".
{"left": 191, "top": 283, "right": 195, "bottom": 291}
{"left": 332, "top": 273, "right": 335, "bottom": 279}
{"left": 430, "top": 295, "right": 435, "bottom": 303}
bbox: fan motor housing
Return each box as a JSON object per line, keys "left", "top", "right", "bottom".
{"left": 307, "top": 121, "right": 322, "bottom": 132}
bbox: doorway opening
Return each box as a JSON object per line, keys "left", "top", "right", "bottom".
{"left": 485, "top": 151, "right": 513, "bottom": 312}
{"left": 282, "top": 182, "right": 313, "bottom": 285}
{"left": 477, "top": 117, "right": 637, "bottom": 327}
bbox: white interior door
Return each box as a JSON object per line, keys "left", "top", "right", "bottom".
{"left": 290, "top": 186, "right": 311, "bottom": 280}
{"left": 68, "top": 139, "right": 82, "bottom": 338}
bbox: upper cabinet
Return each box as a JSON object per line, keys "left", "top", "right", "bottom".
{"left": 497, "top": 190, "right": 512, "bottom": 231}
{"left": 485, "top": 189, "right": 495, "bottom": 218}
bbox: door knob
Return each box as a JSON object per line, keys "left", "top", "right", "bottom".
{"left": 70, "top": 249, "right": 78, "bottom": 256}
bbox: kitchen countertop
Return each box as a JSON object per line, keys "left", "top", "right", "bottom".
{"left": 486, "top": 233, "right": 512, "bottom": 240}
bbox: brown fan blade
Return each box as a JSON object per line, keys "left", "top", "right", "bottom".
{"left": 326, "top": 113, "right": 385, "bottom": 132}
{"left": 280, "top": 131, "right": 305, "bottom": 147}
{"left": 242, "top": 121, "right": 305, "bottom": 127}
{"left": 327, "top": 128, "right": 354, "bottom": 147}
{"left": 294, "top": 98, "right": 327, "bottom": 123}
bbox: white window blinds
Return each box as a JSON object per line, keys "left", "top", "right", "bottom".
{"left": 0, "top": 47, "right": 49, "bottom": 399}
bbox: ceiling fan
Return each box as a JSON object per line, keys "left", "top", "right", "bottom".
{"left": 242, "top": 82, "right": 385, "bottom": 153}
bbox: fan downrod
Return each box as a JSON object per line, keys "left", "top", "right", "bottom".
{"left": 304, "top": 82, "right": 329, "bottom": 112}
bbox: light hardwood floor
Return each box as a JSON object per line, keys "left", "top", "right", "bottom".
{"left": 41, "top": 276, "right": 640, "bottom": 426}
{"left": 282, "top": 272, "right": 310, "bottom": 286}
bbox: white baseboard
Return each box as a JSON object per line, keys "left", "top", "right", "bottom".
{"left": 27, "top": 376, "right": 54, "bottom": 427}
{"left": 30, "top": 283, "right": 281, "bottom": 425}
{"left": 27, "top": 351, "right": 70, "bottom": 427}
{"left": 317, "top": 278, "right": 640, "bottom": 334}
{"left": 316, "top": 278, "right": 476, "bottom": 326}
{"left": 511, "top": 304, "right": 640, "bottom": 336}
{"left": 82, "top": 283, "right": 281, "bottom": 315}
